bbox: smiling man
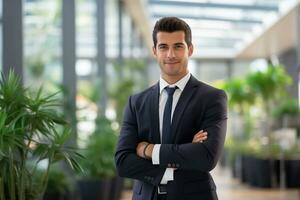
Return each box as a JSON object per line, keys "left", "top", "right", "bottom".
{"left": 154, "top": 31, "right": 192, "bottom": 83}
{"left": 115, "top": 17, "right": 227, "bottom": 200}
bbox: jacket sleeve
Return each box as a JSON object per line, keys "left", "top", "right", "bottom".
{"left": 115, "top": 96, "right": 165, "bottom": 186}
{"left": 159, "top": 90, "right": 227, "bottom": 172}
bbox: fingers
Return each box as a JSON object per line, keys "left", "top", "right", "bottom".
{"left": 194, "top": 130, "right": 207, "bottom": 139}
{"left": 193, "top": 135, "right": 207, "bottom": 143}
{"left": 195, "top": 130, "right": 207, "bottom": 137}
{"left": 194, "top": 137, "right": 206, "bottom": 143}
{"left": 192, "top": 130, "right": 208, "bottom": 143}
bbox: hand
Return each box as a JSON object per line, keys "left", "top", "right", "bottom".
{"left": 192, "top": 130, "right": 208, "bottom": 143}
{"left": 136, "top": 141, "right": 154, "bottom": 159}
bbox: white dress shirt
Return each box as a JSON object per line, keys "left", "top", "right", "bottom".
{"left": 152, "top": 73, "right": 191, "bottom": 184}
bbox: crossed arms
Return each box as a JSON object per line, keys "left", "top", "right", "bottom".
{"left": 136, "top": 130, "right": 208, "bottom": 160}
{"left": 115, "top": 90, "right": 227, "bottom": 186}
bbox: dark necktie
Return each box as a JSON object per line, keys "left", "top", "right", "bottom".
{"left": 162, "top": 86, "right": 177, "bottom": 144}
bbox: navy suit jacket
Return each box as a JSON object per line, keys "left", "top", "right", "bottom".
{"left": 115, "top": 75, "right": 227, "bottom": 200}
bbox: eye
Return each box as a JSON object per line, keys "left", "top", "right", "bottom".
{"left": 158, "top": 45, "right": 168, "bottom": 50}
{"left": 174, "top": 44, "right": 184, "bottom": 49}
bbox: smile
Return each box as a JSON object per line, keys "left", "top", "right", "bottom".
{"left": 165, "top": 62, "right": 179, "bottom": 64}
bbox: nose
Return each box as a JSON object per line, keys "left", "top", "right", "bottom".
{"left": 167, "top": 48, "right": 175, "bottom": 58}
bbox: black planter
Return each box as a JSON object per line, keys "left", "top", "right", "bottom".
{"left": 238, "top": 155, "right": 248, "bottom": 183}
{"left": 249, "top": 158, "right": 279, "bottom": 188}
{"left": 109, "top": 176, "right": 124, "bottom": 200}
{"left": 242, "top": 155, "right": 254, "bottom": 184}
{"left": 43, "top": 193, "right": 62, "bottom": 200}
{"left": 43, "top": 193, "right": 69, "bottom": 200}
{"left": 233, "top": 154, "right": 243, "bottom": 180}
{"left": 78, "top": 178, "right": 112, "bottom": 200}
{"left": 285, "top": 159, "right": 300, "bottom": 188}
{"left": 230, "top": 154, "right": 240, "bottom": 178}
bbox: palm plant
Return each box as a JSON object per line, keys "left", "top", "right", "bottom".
{"left": 246, "top": 64, "right": 292, "bottom": 137}
{"left": 80, "top": 116, "right": 117, "bottom": 178}
{"left": 78, "top": 116, "right": 117, "bottom": 200}
{"left": 0, "top": 71, "right": 82, "bottom": 200}
{"left": 222, "top": 78, "right": 255, "bottom": 139}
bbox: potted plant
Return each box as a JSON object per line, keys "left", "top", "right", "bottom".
{"left": 221, "top": 64, "right": 293, "bottom": 188}
{"left": 78, "top": 116, "right": 119, "bottom": 200}
{"left": 246, "top": 64, "right": 292, "bottom": 137}
{"left": 0, "top": 71, "right": 82, "bottom": 200}
{"left": 284, "top": 150, "right": 300, "bottom": 188}
{"left": 221, "top": 77, "right": 255, "bottom": 179}
{"left": 271, "top": 100, "right": 300, "bottom": 188}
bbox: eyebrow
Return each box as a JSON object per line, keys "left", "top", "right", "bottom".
{"left": 174, "top": 43, "right": 184, "bottom": 46}
{"left": 158, "top": 43, "right": 168, "bottom": 47}
{"left": 158, "top": 42, "right": 185, "bottom": 47}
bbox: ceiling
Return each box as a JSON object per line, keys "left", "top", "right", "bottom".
{"left": 236, "top": 2, "right": 298, "bottom": 59}
{"left": 124, "top": 0, "right": 300, "bottom": 60}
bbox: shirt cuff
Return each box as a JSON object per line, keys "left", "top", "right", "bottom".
{"left": 160, "top": 168, "right": 174, "bottom": 184}
{"left": 152, "top": 144, "right": 161, "bottom": 165}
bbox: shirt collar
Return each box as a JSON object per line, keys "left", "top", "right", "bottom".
{"left": 159, "top": 73, "right": 191, "bottom": 94}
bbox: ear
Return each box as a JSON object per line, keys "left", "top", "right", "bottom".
{"left": 188, "top": 44, "right": 194, "bottom": 57}
{"left": 152, "top": 46, "right": 157, "bottom": 56}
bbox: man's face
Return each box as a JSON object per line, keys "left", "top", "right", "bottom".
{"left": 153, "top": 31, "right": 193, "bottom": 81}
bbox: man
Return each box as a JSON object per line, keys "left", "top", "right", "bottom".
{"left": 115, "top": 17, "right": 227, "bottom": 200}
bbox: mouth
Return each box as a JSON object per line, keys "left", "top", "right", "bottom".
{"left": 164, "top": 61, "right": 180, "bottom": 64}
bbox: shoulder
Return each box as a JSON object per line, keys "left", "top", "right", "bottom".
{"left": 192, "top": 76, "right": 227, "bottom": 99}
{"left": 129, "top": 83, "right": 157, "bottom": 105}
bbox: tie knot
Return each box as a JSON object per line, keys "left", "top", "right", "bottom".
{"left": 165, "top": 86, "right": 177, "bottom": 96}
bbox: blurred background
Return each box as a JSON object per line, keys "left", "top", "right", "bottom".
{"left": 1, "top": 0, "right": 300, "bottom": 200}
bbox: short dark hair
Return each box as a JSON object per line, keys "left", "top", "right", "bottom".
{"left": 152, "top": 17, "right": 192, "bottom": 48}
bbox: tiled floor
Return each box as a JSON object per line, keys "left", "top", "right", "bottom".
{"left": 121, "top": 166, "right": 300, "bottom": 200}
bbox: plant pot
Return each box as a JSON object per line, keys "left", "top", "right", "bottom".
{"left": 239, "top": 155, "right": 247, "bottom": 183}
{"left": 109, "top": 176, "right": 124, "bottom": 200}
{"left": 285, "top": 159, "right": 300, "bottom": 188}
{"left": 243, "top": 155, "right": 254, "bottom": 184}
{"left": 78, "top": 178, "right": 112, "bottom": 200}
{"left": 43, "top": 193, "right": 69, "bottom": 200}
{"left": 234, "top": 154, "right": 243, "bottom": 180}
{"left": 249, "top": 158, "right": 279, "bottom": 188}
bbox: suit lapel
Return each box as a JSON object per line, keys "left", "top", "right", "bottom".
{"left": 171, "top": 75, "right": 198, "bottom": 143}
{"left": 149, "top": 83, "right": 161, "bottom": 143}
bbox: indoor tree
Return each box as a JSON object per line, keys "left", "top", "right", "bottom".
{"left": 0, "top": 71, "right": 82, "bottom": 200}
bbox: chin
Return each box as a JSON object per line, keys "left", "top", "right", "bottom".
{"left": 165, "top": 71, "right": 180, "bottom": 76}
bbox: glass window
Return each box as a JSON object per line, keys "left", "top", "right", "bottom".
{"left": 24, "top": 0, "right": 62, "bottom": 92}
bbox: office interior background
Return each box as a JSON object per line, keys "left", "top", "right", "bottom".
{"left": 1, "top": 0, "right": 300, "bottom": 200}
